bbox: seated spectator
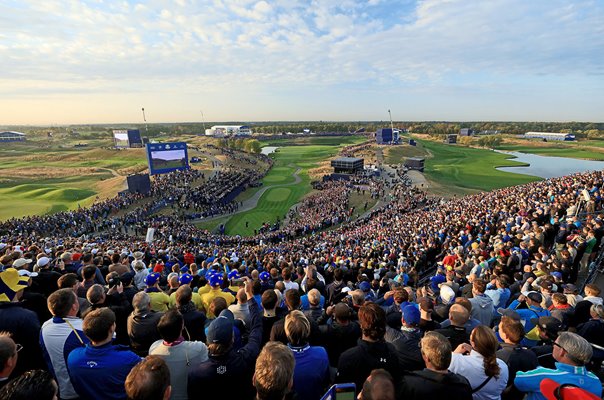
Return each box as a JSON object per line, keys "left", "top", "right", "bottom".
{"left": 434, "top": 303, "right": 471, "bottom": 350}
{"left": 149, "top": 310, "right": 208, "bottom": 400}
{"left": 253, "top": 341, "right": 295, "bottom": 400}
{"left": 0, "top": 333, "right": 18, "bottom": 390}
{"left": 529, "top": 316, "right": 563, "bottom": 369}
{"left": 336, "top": 302, "right": 401, "bottom": 391}
{"left": 496, "top": 316, "right": 538, "bottom": 400}
{"left": 174, "top": 285, "right": 206, "bottom": 342}
{"left": 125, "top": 355, "right": 171, "bottom": 400}
{"left": 398, "top": 331, "right": 472, "bottom": 399}
{"left": 0, "top": 369, "right": 58, "bottom": 400}
{"left": 359, "top": 369, "right": 396, "bottom": 400}
{"left": 127, "top": 292, "right": 163, "bottom": 356}
{"left": 515, "top": 332, "right": 602, "bottom": 400}
{"left": 449, "top": 325, "right": 509, "bottom": 400}
{"left": 285, "top": 310, "right": 330, "bottom": 400}
{"left": 67, "top": 308, "right": 142, "bottom": 400}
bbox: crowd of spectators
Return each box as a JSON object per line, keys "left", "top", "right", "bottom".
{"left": 0, "top": 164, "right": 604, "bottom": 399}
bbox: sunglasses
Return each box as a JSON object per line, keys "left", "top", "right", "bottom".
{"left": 553, "top": 341, "right": 567, "bottom": 352}
{"left": 15, "top": 343, "right": 23, "bottom": 354}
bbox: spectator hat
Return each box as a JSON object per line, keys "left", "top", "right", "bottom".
{"left": 259, "top": 271, "right": 270, "bottom": 282}
{"left": 227, "top": 270, "right": 240, "bottom": 280}
{"left": 145, "top": 272, "right": 160, "bottom": 286}
{"left": 36, "top": 257, "right": 50, "bottom": 268}
{"left": 359, "top": 281, "right": 371, "bottom": 292}
{"left": 530, "top": 316, "right": 562, "bottom": 338}
{"left": 497, "top": 308, "right": 521, "bottom": 321}
{"left": 563, "top": 284, "right": 578, "bottom": 294}
{"left": 540, "top": 378, "right": 600, "bottom": 400}
{"left": 550, "top": 271, "right": 563, "bottom": 280}
{"left": 133, "top": 251, "right": 144, "bottom": 260}
{"left": 209, "top": 273, "right": 223, "bottom": 287}
{"left": 180, "top": 265, "right": 189, "bottom": 273}
{"left": 525, "top": 291, "right": 543, "bottom": 304}
{"left": 439, "top": 285, "right": 456, "bottom": 305}
{"left": 179, "top": 273, "right": 193, "bottom": 285}
{"left": 207, "top": 309, "right": 234, "bottom": 344}
{"left": 0, "top": 268, "right": 29, "bottom": 302}
{"left": 401, "top": 305, "right": 420, "bottom": 326}
{"left": 18, "top": 269, "right": 38, "bottom": 278}
{"left": 12, "top": 258, "right": 32, "bottom": 269}
{"left": 120, "top": 271, "right": 135, "bottom": 286}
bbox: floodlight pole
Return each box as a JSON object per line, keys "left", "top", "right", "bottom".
{"left": 200, "top": 110, "right": 206, "bottom": 133}
{"left": 142, "top": 107, "right": 148, "bottom": 133}
{"left": 388, "top": 109, "right": 394, "bottom": 133}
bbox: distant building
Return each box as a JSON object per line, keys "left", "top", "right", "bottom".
{"left": 524, "top": 132, "right": 575, "bottom": 141}
{"left": 205, "top": 125, "right": 252, "bottom": 137}
{"left": 0, "top": 131, "right": 26, "bottom": 142}
{"left": 331, "top": 157, "right": 364, "bottom": 173}
{"left": 460, "top": 128, "right": 475, "bottom": 136}
{"left": 376, "top": 128, "right": 397, "bottom": 144}
{"left": 445, "top": 134, "right": 457, "bottom": 144}
{"left": 404, "top": 157, "right": 425, "bottom": 172}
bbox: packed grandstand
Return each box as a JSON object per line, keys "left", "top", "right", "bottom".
{"left": 0, "top": 149, "right": 603, "bottom": 400}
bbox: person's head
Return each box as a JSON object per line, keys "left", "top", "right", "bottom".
{"left": 358, "top": 302, "right": 386, "bottom": 342}
{"left": 333, "top": 302, "right": 353, "bottom": 323}
{"left": 448, "top": 304, "right": 469, "bottom": 327}
{"left": 82, "top": 265, "right": 96, "bottom": 281}
{"left": 585, "top": 284, "right": 601, "bottom": 298}
{"left": 470, "top": 325, "right": 501, "bottom": 378}
{"left": 551, "top": 293, "right": 567, "bottom": 307}
{"left": 393, "top": 287, "right": 409, "bottom": 305}
{"left": 0, "top": 370, "right": 58, "bottom": 400}
{"left": 0, "top": 333, "right": 18, "bottom": 378}
{"left": 282, "top": 267, "right": 292, "bottom": 281}
{"left": 175, "top": 285, "right": 193, "bottom": 308}
{"left": 157, "top": 310, "right": 184, "bottom": 343}
{"left": 284, "top": 310, "right": 310, "bottom": 346}
{"left": 86, "top": 284, "right": 105, "bottom": 305}
{"left": 401, "top": 304, "right": 420, "bottom": 328}
{"left": 125, "top": 356, "right": 171, "bottom": 400}
{"left": 472, "top": 278, "right": 486, "bottom": 295}
{"left": 207, "top": 309, "right": 235, "bottom": 356}
{"left": 420, "top": 331, "right": 452, "bottom": 371}
{"left": 590, "top": 304, "right": 604, "bottom": 320}
{"left": 261, "top": 289, "right": 278, "bottom": 312}
{"left": 57, "top": 273, "right": 79, "bottom": 291}
{"left": 133, "top": 260, "right": 145, "bottom": 271}
{"left": 47, "top": 288, "right": 78, "bottom": 318}
{"left": 307, "top": 289, "right": 320, "bottom": 307}
{"left": 236, "top": 288, "right": 248, "bottom": 305}
{"left": 359, "top": 369, "right": 395, "bottom": 400}
{"left": 284, "top": 289, "right": 301, "bottom": 311}
{"left": 526, "top": 291, "right": 543, "bottom": 307}
{"left": 499, "top": 316, "right": 525, "bottom": 345}
{"left": 253, "top": 341, "right": 295, "bottom": 400}
{"left": 83, "top": 307, "right": 116, "bottom": 344}
{"left": 553, "top": 332, "right": 592, "bottom": 367}
{"left": 455, "top": 297, "right": 472, "bottom": 314}
{"left": 209, "top": 297, "right": 228, "bottom": 317}
{"left": 132, "top": 292, "right": 152, "bottom": 313}
{"left": 333, "top": 268, "right": 343, "bottom": 282}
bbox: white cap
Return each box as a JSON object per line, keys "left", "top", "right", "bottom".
{"left": 36, "top": 257, "right": 50, "bottom": 268}
{"left": 18, "top": 269, "right": 38, "bottom": 278}
{"left": 13, "top": 258, "right": 32, "bottom": 268}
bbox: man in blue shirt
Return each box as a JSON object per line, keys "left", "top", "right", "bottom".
{"left": 503, "top": 291, "right": 550, "bottom": 346}
{"left": 515, "top": 332, "right": 601, "bottom": 400}
{"left": 68, "top": 307, "right": 141, "bottom": 400}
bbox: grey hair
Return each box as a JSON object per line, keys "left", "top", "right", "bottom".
{"left": 132, "top": 291, "right": 151, "bottom": 312}
{"left": 591, "top": 304, "right": 604, "bottom": 319}
{"left": 132, "top": 260, "right": 145, "bottom": 271}
{"left": 86, "top": 284, "right": 105, "bottom": 304}
{"left": 557, "top": 332, "right": 592, "bottom": 365}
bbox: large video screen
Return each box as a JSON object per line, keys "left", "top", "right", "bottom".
{"left": 146, "top": 142, "right": 189, "bottom": 175}
{"left": 113, "top": 130, "right": 130, "bottom": 148}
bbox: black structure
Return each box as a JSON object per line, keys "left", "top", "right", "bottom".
{"left": 126, "top": 174, "right": 151, "bottom": 194}
{"left": 376, "top": 128, "right": 393, "bottom": 144}
{"left": 331, "top": 157, "right": 364, "bottom": 173}
{"left": 404, "top": 157, "right": 425, "bottom": 172}
{"left": 445, "top": 134, "right": 457, "bottom": 144}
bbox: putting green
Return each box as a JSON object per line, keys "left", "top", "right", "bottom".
{"left": 265, "top": 187, "right": 292, "bottom": 202}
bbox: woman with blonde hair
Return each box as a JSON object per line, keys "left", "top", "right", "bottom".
{"left": 449, "top": 325, "right": 509, "bottom": 400}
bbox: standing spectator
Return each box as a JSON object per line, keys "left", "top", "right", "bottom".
{"left": 40, "top": 289, "right": 89, "bottom": 400}
{"left": 387, "top": 304, "right": 424, "bottom": 371}
{"left": 125, "top": 356, "right": 172, "bottom": 400}
{"left": 85, "top": 283, "right": 132, "bottom": 345}
{"left": 336, "top": 302, "right": 402, "bottom": 391}
{"left": 200, "top": 273, "right": 235, "bottom": 318}
{"left": 285, "top": 310, "right": 330, "bottom": 400}
{"left": 358, "top": 369, "right": 396, "bottom": 400}
{"left": 503, "top": 292, "right": 550, "bottom": 346}
{"left": 144, "top": 273, "right": 170, "bottom": 312}
{"left": 320, "top": 302, "right": 362, "bottom": 367}
{"left": 0, "top": 370, "right": 58, "bottom": 400}
{"left": 149, "top": 310, "right": 208, "bottom": 400}
{"left": 127, "top": 292, "right": 163, "bottom": 356}
{"left": 68, "top": 308, "right": 141, "bottom": 400}
{"left": 515, "top": 332, "right": 601, "bottom": 400}
{"left": 0, "top": 334, "right": 19, "bottom": 390}
{"left": 398, "top": 331, "right": 472, "bottom": 400}
{"left": 449, "top": 325, "right": 509, "bottom": 400}
{"left": 469, "top": 279, "right": 494, "bottom": 327}
{"left": 174, "top": 285, "right": 206, "bottom": 342}
{"left": 253, "top": 341, "right": 295, "bottom": 400}
{"left": 228, "top": 288, "right": 252, "bottom": 327}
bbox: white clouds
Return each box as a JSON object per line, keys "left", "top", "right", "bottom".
{"left": 0, "top": 0, "right": 602, "bottom": 123}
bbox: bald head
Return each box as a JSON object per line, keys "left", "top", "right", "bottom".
{"left": 449, "top": 304, "right": 469, "bottom": 327}
{"left": 236, "top": 288, "right": 248, "bottom": 304}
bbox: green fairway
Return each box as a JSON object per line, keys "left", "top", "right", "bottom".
{"left": 264, "top": 135, "right": 367, "bottom": 146}
{"left": 408, "top": 139, "right": 541, "bottom": 194}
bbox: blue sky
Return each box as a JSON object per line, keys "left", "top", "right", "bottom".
{"left": 1, "top": 0, "right": 603, "bottom": 124}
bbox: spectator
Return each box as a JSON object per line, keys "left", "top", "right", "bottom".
{"left": 434, "top": 303, "right": 471, "bottom": 350}
{"left": 503, "top": 291, "right": 550, "bottom": 346}
{"left": 40, "top": 289, "right": 89, "bottom": 400}
{"left": 57, "top": 273, "right": 90, "bottom": 316}
{"left": 336, "top": 302, "right": 402, "bottom": 391}
{"left": 168, "top": 273, "right": 203, "bottom": 310}
{"left": 144, "top": 273, "right": 170, "bottom": 312}
{"left": 125, "top": 355, "right": 172, "bottom": 400}
{"left": 253, "top": 341, "right": 295, "bottom": 400}
{"left": 149, "top": 310, "right": 208, "bottom": 400}
{"left": 0, "top": 333, "right": 19, "bottom": 390}
{"left": 515, "top": 332, "right": 601, "bottom": 400}
{"left": 320, "top": 302, "right": 362, "bottom": 367}
{"left": 285, "top": 310, "right": 330, "bottom": 400}
{"left": 387, "top": 304, "right": 424, "bottom": 371}
{"left": 359, "top": 369, "right": 396, "bottom": 400}
{"left": 199, "top": 273, "right": 235, "bottom": 318}
{"left": 228, "top": 288, "right": 252, "bottom": 327}
{"left": 302, "top": 288, "right": 324, "bottom": 323}
{"left": 449, "top": 325, "right": 509, "bottom": 400}
{"left": 469, "top": 279, "right": 494, "bottom": 327}
{"left": 85, "top": 283, "right": 131, "bottom": 345}
{"left": 398, "top": 331, "right": 472, "bottom": 399}
{"left": 529, "top": 316, "right": 563, "bottom": 369}
{"left": 127, "top": 292, "right": 163, "bottom": 356}
{"left": 67, "top": 308, "right": 141, "bottom": 400}
{"left": 0, "top": 369, "right": 58, "bottom": 400}
{"left": 174, "top": 285, "right": 206, "bottom": 342}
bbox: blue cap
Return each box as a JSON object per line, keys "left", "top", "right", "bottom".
{"left": 145, "top": 272, "right": 160, "bottom": 286}
{"left": 207, "top": 309, "right": 234, "bottom": 344}
{"left": 359, "top": 281, "right": 371, "bottom": 292}
{"left": 401, "top": 305, "right": 420, "bottom": 326}
{"left": 259, "top": 271, "right": 270, "bottom": 282}
{"left": 179, "top": 273, "right": 193, "bottom": 285}
{"left": 209, "top": 273, "right": 223, "bottom": 287}
{"left": 551, "top": 271, "right": 563, "bottom": 280}
{"left": 180, "top": 265, "right": 189, "bottom": 273}
{"left": 228, "top": 270, "right": 240, "bottom": 280}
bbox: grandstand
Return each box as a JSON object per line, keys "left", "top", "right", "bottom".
{"left": 0, "top": 131, "right": 26, "bottom": 142}
{"left": 205, "top": 125, "right": 252, "bottom": 137}
{"left": 524, "top": 131, "right": 576, "bottom": 141}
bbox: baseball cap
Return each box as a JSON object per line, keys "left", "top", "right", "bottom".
{"left": 497, "top": 308, "right": 521, "bottom": 321}
{"left": 0, "top": 268, "right": 29, "bottom": 302}
{"left": 530, "top": 316, "right": 562, "bottom": 337}
{"left": 209, "top": 273, "right": 223, "bottom": 287}
{"left": 145, "top": 272, "right": 160, "bottom": 286}
{"left": 439, "top": 285, "right": 455, "bottom": 305}
{"left": 563, "top": 284, "right": 578, "bottom": 294}
{"left": 179, "top": 273, "right": 193, "bottom": 285}
{"left": 18, "top": 269, "right": 38, "bottom": 278}
{"left": 359, "top": 281, "right": 371, "bottom": 292}
{"left": 523, "top": 291, "right": 543, "bottom": 304}
{"left": 207, "top": 309, "right": 234, "bottom": 344}
{"left": 12, "top": 258, "right": 32, "bottom": 269}
{"left": 259, "top": 271, "right": 270, "bottom": 282}
{"left": 401, "top": 305, "right": 420, "bottom": 326}
{"left": 227, "top": 270, "right": 240, "bottom": 280}
{"left": 540, "top": 378, "right": 600, "bottom": 400}
{"left": 36, "top": 257, "right": 50, "bottom": 268}
{"left": 550, "top": 271, "right": 563, "bottom": 280}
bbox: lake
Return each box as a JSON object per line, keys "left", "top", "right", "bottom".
{"left": 495, "top": 150, "right": 604, "bottom": 179}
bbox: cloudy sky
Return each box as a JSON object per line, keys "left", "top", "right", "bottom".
{"left": 1, "top": 0, "right": 603, "bottom": 124}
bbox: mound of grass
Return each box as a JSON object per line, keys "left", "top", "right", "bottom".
{"left": 265, "top": 187, "right": 292, "bottom": 202}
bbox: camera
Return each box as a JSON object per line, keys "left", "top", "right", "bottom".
{"left": 108, "top": 277, "right": 121, "bottom": 288}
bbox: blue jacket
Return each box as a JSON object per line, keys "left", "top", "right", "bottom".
{"left": 515, "top": 362, "right": 601, "bottom": 400}
{"left": 506, "top": 300, "right": 550, "bottom": 346}
{"left": 67, "top": 342, "right": 141, "bottom": 400}
{"left": 289, "top": 344, "right": 330, "bottom": 400}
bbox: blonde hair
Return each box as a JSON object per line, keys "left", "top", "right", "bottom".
{"left": 285, "top": 310, "right": 310, "bottom": 346}
{"left": 254, "top": 342, "right": 295, "bottom": 400}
